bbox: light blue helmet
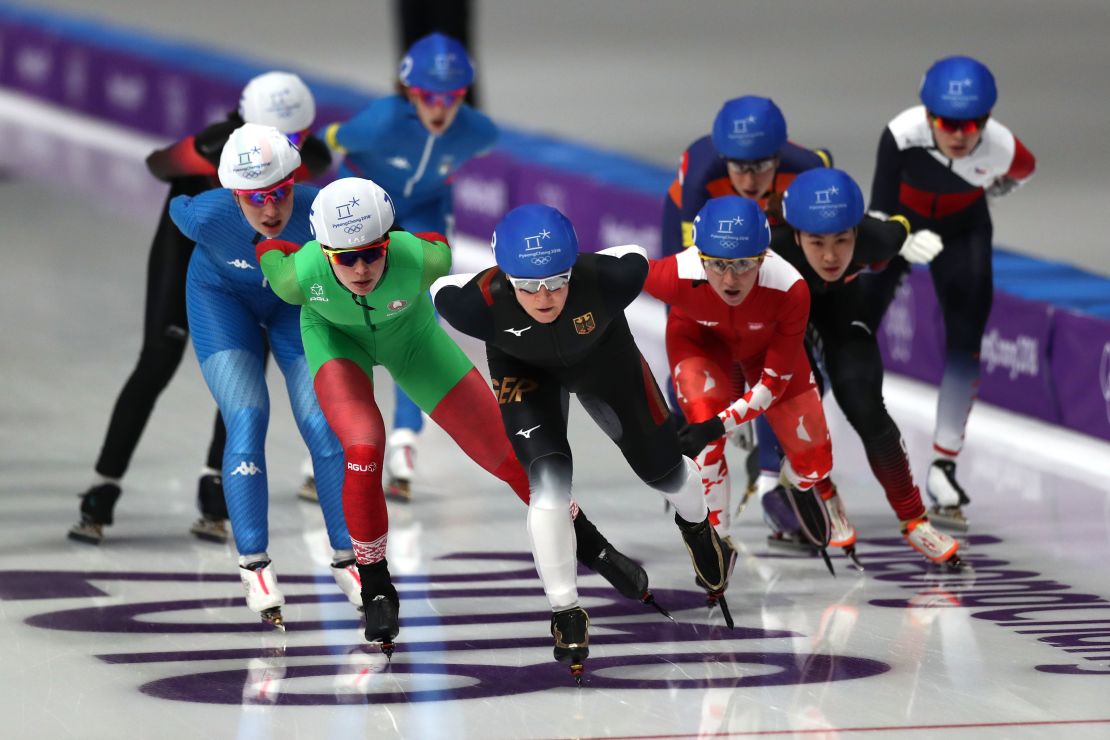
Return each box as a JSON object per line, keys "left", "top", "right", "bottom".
{"left": 782, "top": 168, "right": 865, "bottom": 234}
{"left": 711, "top": 96, "right": 787, "bottom": 160}
{"left": 919, "top": 56, "right": 997, "bottom": 119}
{"left": 692, "top": 196, "right": 771, "bottom": 259}
{"left": 493, "top": 204, "right": 579, "bottom": 278}
{"left": 399, "top": 33, "right": 474, "bottom": 91}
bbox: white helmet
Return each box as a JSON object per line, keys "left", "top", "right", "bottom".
{"left": 239, "top": 71, "right": 316, "bottom": 133}
{"left": 217, "top": 123, "right": 302, "bottom": 190}
{"left": 310, "top": 178, "right": 396, "bottom": 249}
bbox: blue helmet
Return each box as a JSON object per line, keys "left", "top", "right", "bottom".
{"left": 919, "top": 55, "right": 997, "bottom": 119}
{"left": 782, "top": 168, "right": 865, "bottom": 234}
{"left": 711, "top": 96, "right": 787, "bottom": 160}
{"left": 692, "top": 196, "right": 771, "bottom": 259}
{"left": 399, "top": 33, "right": 474, "bottom": 91}
{"left": 493, "top": 204, "right": 579, "bottom": 278}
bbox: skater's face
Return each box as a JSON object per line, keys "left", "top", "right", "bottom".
{"left": 928, "top": 112, "right": 986, "bottom": 159}
{"left": 796, "top": 228, "right": 857, "bottom": 282}
{"left": 235, "top": 180, "right": 296, "bottom": 238}
{"left": 726, "top": 156, "right": 778, "bottom": 200}
{"left": 407, "top": 86, "right": 466, "bottom": 135}
{"left": 326, "top": 240, "right": 389, "bottom": 295}
{"left": 703, "top": 254, "right": 763, "bottom": 306}
{"left": 512, "top": 280, "right": 570, "bottom": 324}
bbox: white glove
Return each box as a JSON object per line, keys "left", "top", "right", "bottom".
{"left": 729, "top": 419, "right": 756, "bottom": 451}
{"left": 899, "top": 229, "right": 944, "bottom": 264}
{"left": 985, "top": 175, "right": 1020, "bottom": 199}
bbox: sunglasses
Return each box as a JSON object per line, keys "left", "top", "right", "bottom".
{"left": 410, "top": 86, "right": 467, "bottom": 107}
{"left": 322, "top": 237, "right": 390, "bottom": 267}
{"left": 699, "top": 252, "right": 765, "bottom": 275}
{"left": 285, "top": 129, "right": 309, "bottom": 147}
{"left": 506, "top": 269, "right": 572, "bottom": 294}
{"left": 235, "top": 176, "right": 295, "bottom": 207}
{"left": 726, "top": 157, "right": 778, "bottom": 175}
{"left": 930, "top": 114, "right": 989, "bottom": 135}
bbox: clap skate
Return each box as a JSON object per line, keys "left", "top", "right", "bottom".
{"left": 677, "top": 514, "right": 738, "bottom": 629}
{"left": 189, "top": 472, "right": 229, "bottom": 544}
{"left": 780, "top": 485, "right": 837, "bottom": 576}
{"left": 67, "top": 482, "right": 121, "bottom": 545}
{"left": 926, "top": 459, "right": 970, "bottom": 531}
{"left": 551, "top": 606, "right": 590, "bottom": 685}
{"left": 733, "top": 447, "right": 761, "bottom": 518}
{"left": 823, "top": 489, "right": 863, "bottom": 570}
{"left": 573, "top": 508, "right": 672, "bottom": 619}
{"left": 384, "top": 429, "right": 416, "bottom": 503}
{"left": 903, "top": 517, "right": 964, "bottom": 571}
{"left": 239, "top": 558, "right": 286, "bottom": 630}
{"left": 295, "top": 456, "right": 318, "bottom": 502}
{"left": 331, "top": 556, "right": 364, "bottom": 611}
{"left": 761, "top": 485, "right": 815, "bottom": 553}
{"left": 357, "top": 560, "right": 400, "bottom": 658}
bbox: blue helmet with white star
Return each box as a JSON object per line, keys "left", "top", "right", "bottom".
{"left": 692, "top": 196, "right": 770, "bottom": 259}
{"left": 399, "top": 33, "right": 474, "bottom": 92}
{"left": 782, "top": 168, "right": 865, "bottom": 234}
{"left": 920, "top": 56, "right": 997, "bottom": 119}
{"left": 711, "top": 96, "right": 787, "bottom": 160}
{"left": 492, "top": 204, "right": 579, "bottom": 278}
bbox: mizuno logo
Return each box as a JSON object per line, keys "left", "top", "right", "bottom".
{"left": 230, "top": 461, "right": 262, "bottom": 476}
{"left": 227, "top": 259, "right": 255, "bottom": 270}
{"left": 504, "top": 326, "right": 532, "bottom": 337}
{"left": 516, "top": 424, "right": 541, "bottom": 439}
{"left": 697, "top": 320, "right": 719, "bottom": 327}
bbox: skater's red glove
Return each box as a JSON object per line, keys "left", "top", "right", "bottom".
{"left": 256, "top": 239, "right": 302, "bottom": 263}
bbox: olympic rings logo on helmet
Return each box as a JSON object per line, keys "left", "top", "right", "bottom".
{"left": 343, "top": 224, "right": 363, "bottom": 234}
{"left": 531, "top": 255, "right": 552, "bottom": 265}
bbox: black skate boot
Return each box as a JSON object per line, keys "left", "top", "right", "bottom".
{"left": 675, "top": 513, "right": 738, "bottom": 628}
{"left": 782, "top": 486, "right": 837, "bottom": 576}
{"left": 190, "top": 473, "right": 229, "bottom": 544}
{"left": 357, "top": 560, "right": 400, "bottom": 659}
{"left": 68, "top": 483, "right": 122, "bottom": 545}
{"left": 926, "top": 459, "right": 970, "bottom": 531}
{"left": 573, "top": 509, "right": 672, "bottom": 621}
{"left": 551, "top": 606, "right": 590, "bottom": 685}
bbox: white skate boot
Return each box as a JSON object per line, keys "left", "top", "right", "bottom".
{"left": 297, "top": 455, "right": 317, "bottom": 503}
{"left": 822, "top": 489, "right": 862, "bottom": 570}
{"left": 902, "top": 517, "right": 962, "bottom": 569}
{"left": 331, "top": 552, "right": 363, "bottom": 609}
{"left": 926, "top": 459, "right": 970, "bottom": 531}
{"left": 384, "top": 428, "right": 416, "bottom": 502}
{"left": 239, "top": 556, "right": 286, "bottom": 629}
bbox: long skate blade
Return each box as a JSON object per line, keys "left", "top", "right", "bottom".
{"left": 734, "top": 486, "right": 756, "bottom": 518}
{"left": 766, "top": 533, "right": 817, "bottom": 554}
{"left": 929, "top": 506, "right": 969, "bottom": 532}
{"left": 67, "top": 527, "right": 102, "bottom": 545}
{"left": 570, "top": 663, "right": 585, "bottom": 686}
{"left": 819, "top": 548, "right": 836, "bottom": 577}
{"left": 843, "top": 545, "right": 865, "bottom": 571}
{"left": 714, "top": 594, "right": 735, "bottom": 629}
{"left": 643, "top": 593, "right": 676, "bottom": 624}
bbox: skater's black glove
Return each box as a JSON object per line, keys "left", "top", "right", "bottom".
{"left": 677, "top": 417, "right": 726, "bottom": 458}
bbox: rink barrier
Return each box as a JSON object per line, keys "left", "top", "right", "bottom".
{"left": 2, "top": 2, "right": 1109, "bottom": 442}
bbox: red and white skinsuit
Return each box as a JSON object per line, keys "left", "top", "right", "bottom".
{"left": 643, "top": 247, "right": 834, "bottom": 532}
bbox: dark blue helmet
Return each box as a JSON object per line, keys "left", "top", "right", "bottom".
{"left": 711, "top": 96, "right": 787, "bottom": 160}
{"left": 782, "top": 168, "right": 865, "bottom": 234}
{"left": 399, "top": 33, "right": 474, "bottom": 91}
{"left": 493, "top": 204, "right": 579, "bottom": 278}
{"left": 919, "top": 56, "right": 997, "bottom": 119}
{"left": 692, "top": 196, "right": 770, "bottom": 259}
